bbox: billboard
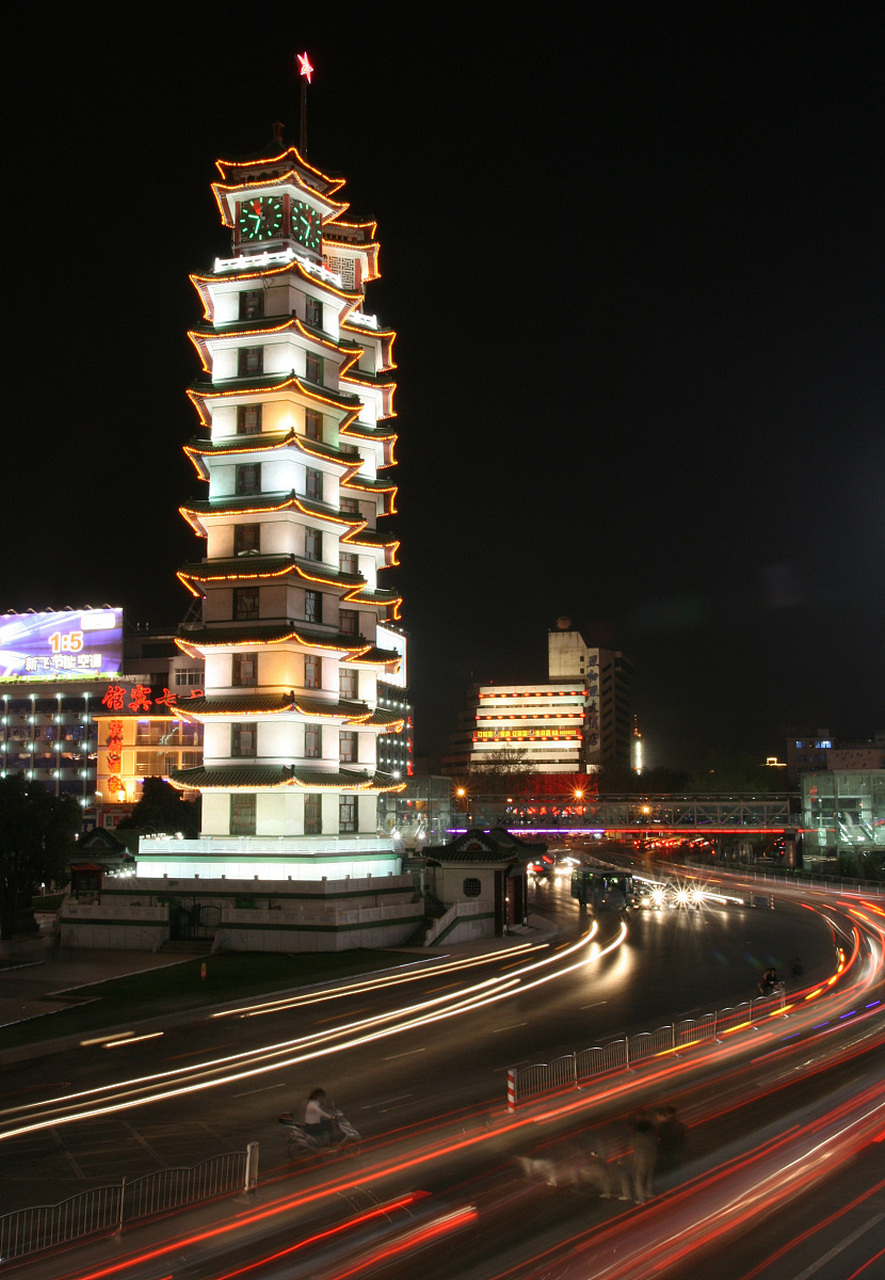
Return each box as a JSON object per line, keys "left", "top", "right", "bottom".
{"left": 0, "top": 608, "right": 123, "bottom": 682}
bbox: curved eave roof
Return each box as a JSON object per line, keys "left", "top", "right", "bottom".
{"left": 174, "top": 624, "right": 390, "bottom": 660}
{"left": 214, "top": 146, "right": 347, "bottom": 195}
{"left": 349, "top": 529, "right": 400, "bottom": 551}
{"left": 173, "top": 694, "right": 374, "bottom": 722}
{"left": 345, "top": 475, "right": 398, "bottom": 494}
{"left": 345, "top": 420, "right": 397, "bottom": 442}
{"left": 188, "top": 318, "right": 363, "bottom": 369}
{"left": 169, "top": 764, "right": 405, "bottom": 793}
{"left": 342, "top": 320, "right": 396, "bottom": 340}
{"left": 189, "top": 373, "right": 362, "bottom": 411}
{"left": 178, "top": 554, "right": 365, "bottom": 592}
{"left": 180, "top": 491, "right": 352, "bottom": 533}
{"left": 184, "top": 431, "right": 362, "bottom": 477}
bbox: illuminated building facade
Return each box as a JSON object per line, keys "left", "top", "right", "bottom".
{"left": 0, "top": 612, "right": 206, "bottom": 826}
{"left": 144, "top": 133, "right": 406, "bottom": 880}
{"left": 444, "top": 624, "right": 633, "bottom": 776}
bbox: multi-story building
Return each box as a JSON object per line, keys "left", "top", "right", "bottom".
{"left": 0, "top": 609, "right": 205, "bottom": 826}
{"left": 144, "top": 129, "right": 406, "bottom": 881}
{"left": 443, "top": 621, "right": 633, "bottom": 777}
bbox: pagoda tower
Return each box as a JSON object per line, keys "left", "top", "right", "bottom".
{"left": 143, "top": 135, "right": 407, "bottom": 880}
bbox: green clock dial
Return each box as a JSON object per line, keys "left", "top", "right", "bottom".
{"left": 291, "top": 199, "right": 323, "bottom": 252}
{"left": 238, "top": 196, "right": 283, "bottom": 242}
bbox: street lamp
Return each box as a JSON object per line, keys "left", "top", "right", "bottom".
{"left": 456, "top": 786, "right": 470, "bottom": 831}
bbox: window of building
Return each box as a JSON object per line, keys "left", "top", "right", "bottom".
{"left": 304, "top": 724, "right": 321, "bottom": 759}
{"left": 339, "top": 731, "right": 357, "bottom": 764}
{"left": 238, "top": 347, "right": 263, "bottom": 376}
{"left": 304, "top": 654, "right": 320, "bottom": 689}
{"left": 174, "top": 668, "right": 203, "bottom": 686}
{"left": 304, "top": 409, "right": 322, "bottom": 441}
{"left": 305, "top": 468, "right": 323, "bottom": 501}
{"left": 304, "top": 527, "right": 322, "bottom": 561}
{"left": 231, "top": 724, "right": 256, "bottom": 758}
{"left": 231, "top": 793, "right": 256, "bottom": 836}
{"left": 339, "top": 795, "right": 356, "bottom": 833}
{"left": 305, "top": 353, "right": 322, "bottom": 384}
{"left": 305, "top": 296, "right": 322, "bottom": 327}
{"left": 234, "top": 587, "right": 259, "bottom": 620}
{"left": 339, "top": 608, "right": 358, "bottom": 637}
{"left": 463, "top": 878, "right": 482, "bottom": 898}
{"left": 234, "top": 523, "right": 260, "bottom": 555}
{"left": 339, "top": 667, "right": 357, "bottom": 699}
{"left": 304, "top": 590, "right": 320, "bottom": 624}
{"left": 236, "top": 464, "right": 260, "bottom": 496}
{"left": 339, "top": 496, "right": 359, "bottom": 515}
{"left": 232, "top": 653, "right": 258, "bottom": 687}
{"left": 339, "top": 552, "right": 358, "bottom": 575}
{"left": 237, "top": 404, "right": 262, "bottom": 435}
{"left": 239, "top": 290, "right": 264, "bottom": 320}
{"left": 304, "top": 793, "right": 322, "bottom": 834}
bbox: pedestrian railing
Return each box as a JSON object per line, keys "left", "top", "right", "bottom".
{"left": 506, "top": 988, "right": 786, "bottom": 1106}
{"left": 0, "top": 1143, "right": 258, "bottom": 1262}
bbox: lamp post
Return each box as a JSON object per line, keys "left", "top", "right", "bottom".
{"left": 456, "top": 786, "right": 473, "bottom": 831}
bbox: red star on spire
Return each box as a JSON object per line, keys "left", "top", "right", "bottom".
{"left": 297, "top": 52, "right": 314, "bottom": 84}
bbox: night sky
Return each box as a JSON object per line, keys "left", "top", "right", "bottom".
{"left": 6, "top": 3, "right": 883, "bottom": 769}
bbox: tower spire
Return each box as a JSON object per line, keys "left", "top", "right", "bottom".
{"left": 297, "top": 51, "right": 314, "bottom": 155}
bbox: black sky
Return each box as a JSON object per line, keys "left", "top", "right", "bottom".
{"left": 5, "top": 2, "right": 884, "bottom": 768}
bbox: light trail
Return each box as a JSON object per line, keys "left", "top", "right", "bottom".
{"left": 0, "top": 922, "right": 614, "bottom": 1140}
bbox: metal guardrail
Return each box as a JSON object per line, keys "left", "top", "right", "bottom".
{"left": 746, "top": 868, "right": 885, "bottom": 896}
{"left": 506, "top": 988, "right": 787, "bottom": 1106}
{"left": 0, "top": 1144, "right": 257, "bottom": 1262}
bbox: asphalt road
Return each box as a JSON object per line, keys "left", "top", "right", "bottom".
{"left": 0, "top": 877, "right": 836, "bottom": 1217}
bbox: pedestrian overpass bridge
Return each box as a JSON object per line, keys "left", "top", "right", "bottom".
{"left": 460, "top": 793, "right": 800, "bottom": 837}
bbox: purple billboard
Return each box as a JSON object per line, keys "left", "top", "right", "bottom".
{"left": 0, "top": 608, "right": 123, "bottom": 682}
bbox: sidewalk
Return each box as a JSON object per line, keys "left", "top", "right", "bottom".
{"left": 0, "top": 936, "right": 191, "bottom": 1028}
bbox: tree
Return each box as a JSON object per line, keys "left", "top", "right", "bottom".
{"left": 469, "top": 747, "right": 531, "bottom": 795}
{"left": 116, "top": 777, "right": 201, "bottom": 838}
{"left": 0, "top": 774, "right": 80, "bottom": 940}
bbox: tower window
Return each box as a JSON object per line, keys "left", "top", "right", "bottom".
{"left": 304, "top": 655, "right": 320, "bottom": 689}
{"left": 339, "top": 795, "right": 356, "bottom": 833}
{"left": 305, "top": 296, "right": 322, "bottom": 327}
{"left": 234, "top": 524, "right": 260, "bottom": 555}
{"left": 339, "top": 731, "right": 357, "bottom": 764}
{"left": 305, "top": 353, "right": 322, "bottom": 384}
{"left": 234, "top": 588, "right": 259, "bottom": 620}
{"left": 305, "top": 468, "right": 323, "bottom": 501}
{"left": 304, "top": 527, "right": 322, "bottom": 561}
{"left": 339, "top": 668, "right": 358, "bottom": 699}
{"left": 339, "top": 552, "right": 358, "bottom": 575}
{"left": 304, "top": 591, "right": 320, "bottom": 624}
{"left": 339, "top": 496, "right": 359, "bottom": 516}
{"left": 232, "top": 653, "right": 258, "bottom": 687}
{"left": 239, "top": 290, "right": 264, "bottom": 320}
{"left": 304, "top": 793, "right": 322, "bottom": 834}
{"left": 238, "top": 347, "right": 263, "bottom": 376}
{"left": 237, "top": 404, "right": 262, "bottom": 435}
{"left": 230, "top": 793, "right": 256, "bottom": 835}
{"left": 304, "top": 724, "right": 321, "bottom": 759}
{"left": 339, "top": 609, "right": 358, "bottom": 637}
{"left": 305, "top": 409, "right": 322, "bottom": 441}
{"left": 231, "top": 724, "right": 256, "bottom": 758}
{"left": 236, "top": 464, "right": 260, "bottom": 495}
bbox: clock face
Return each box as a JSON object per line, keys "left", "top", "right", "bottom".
{"left": 291, "top": 199, "right": 323, "bottom": 252}
{"left": 238, "top": 196, "right": 283, "bottom": 242}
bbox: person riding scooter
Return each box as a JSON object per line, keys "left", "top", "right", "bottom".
{"left": 303, "top": 1087, "right": 337, "bottom": 1145}
{"left": 758, "top": 966, "right": 779, "bottom": 996}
